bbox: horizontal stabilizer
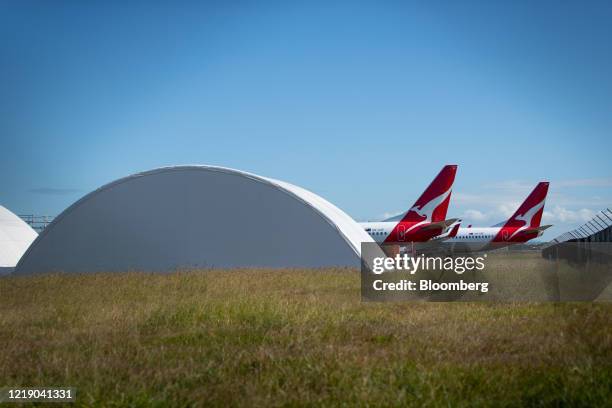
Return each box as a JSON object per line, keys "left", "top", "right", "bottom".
{"left": 420, "top": 218, "right": 459, "bottom": 231}
{"left": 430, "top": 221, "right": 461, "bottom": 241}
{"left": 514, "top": 224, "right": 553, "bottom": 237}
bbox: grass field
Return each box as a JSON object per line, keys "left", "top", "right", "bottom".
{"left": 1, "top": 266, "right": 611, "bottom": 406}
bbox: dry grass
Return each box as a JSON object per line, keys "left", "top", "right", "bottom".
{"left": 0, "top": 267, "right": 611, "bottom": 406}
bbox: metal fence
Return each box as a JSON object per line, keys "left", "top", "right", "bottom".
{"left": 542, "top": 208, "right": 612, "bottom": 264}
{"left": 549, "top": 208, "right": 612, "bottom": 244}
{"left": 19, "top": 214, "right": 54, "bottom": 233}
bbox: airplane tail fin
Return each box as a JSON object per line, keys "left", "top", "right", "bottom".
{"left": 504, "top": 182, "right": 549, "bottom": 228}
{"left": 399, "top": 165, "right": 457, "bottom": 223}
{"left": 448, "top": 222, "right": 461, "bottom": 238}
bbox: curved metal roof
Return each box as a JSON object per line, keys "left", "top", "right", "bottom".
{"left": 16, "top": 165, "right": 374, "bottom": 274}
{"left": 0, "top": 205, "right": 37, "bottom": 273}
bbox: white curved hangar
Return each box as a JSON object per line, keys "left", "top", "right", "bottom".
{"left": 0, "top": 205, "right": 37, "bottom": 275}
{"left": 15, "top": 166, "right": 374, "bottom": 274}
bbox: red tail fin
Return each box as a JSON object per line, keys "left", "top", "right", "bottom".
{"left": 400, "top": 165, "right": 457, "bottom": 223}
{"left": 504, "top": 182, "right": 549, "bottom": 228}
{"left": 448, "top": 222, "right": 460, "bottom": 238}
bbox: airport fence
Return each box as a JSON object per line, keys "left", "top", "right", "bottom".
{"left": 541, "top": 208, "right": 612, "bottom": 264}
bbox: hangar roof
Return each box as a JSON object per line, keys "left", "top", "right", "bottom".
{"left": 0, "top": 205, "right": 37, "bottom": 273}
{"left": 16, "top": 165, "right": 374, "bottom": 274}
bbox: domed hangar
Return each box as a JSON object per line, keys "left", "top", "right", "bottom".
{"left": 15, "top": 166, "right": 374, "bottom": 274}
{"left": 0, "top": 205, "right": 38, "bottom": 275}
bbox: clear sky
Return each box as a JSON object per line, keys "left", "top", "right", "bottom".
{"left": 1, "top": 1, "right": 611, "bottom": 240}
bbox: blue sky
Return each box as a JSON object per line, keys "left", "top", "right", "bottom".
{"left": 1, "top": 1, "right": 611, "bottom": 240}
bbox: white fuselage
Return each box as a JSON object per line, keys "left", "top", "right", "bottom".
{"left": 360, "top": 222, "right": 394, "bottom": 243}
{"left": 360, "top": 224, "right": 541, "bottom": 252}
{"left": 440, "top": 227, "right": 500, "bottom": 252}
{"left": 359, "top": 223, "right": 499, "bottom": 248}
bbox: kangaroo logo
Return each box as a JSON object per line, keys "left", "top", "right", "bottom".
{"left": 508, "top": 199, "right": 545, "bottom": 239}
{"left": 399, "top": 188, "right": 452, "bottom": 237}
{"left": 408, "top": 188, "right": 452, "bottom": 222}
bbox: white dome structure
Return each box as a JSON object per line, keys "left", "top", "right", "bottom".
{"left": 15, "top": 166, "right": 374, "bottom": 274}
{"left": 0, "top": 205, "right": 38, "bottom": 275}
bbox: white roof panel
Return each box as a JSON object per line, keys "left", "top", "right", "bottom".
{"left": 0, "top": 205, "right": 38, "bottom": 273}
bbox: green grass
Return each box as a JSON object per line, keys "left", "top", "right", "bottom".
{"left": 0, "top": 268, "right": 610, "bottom": 406}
